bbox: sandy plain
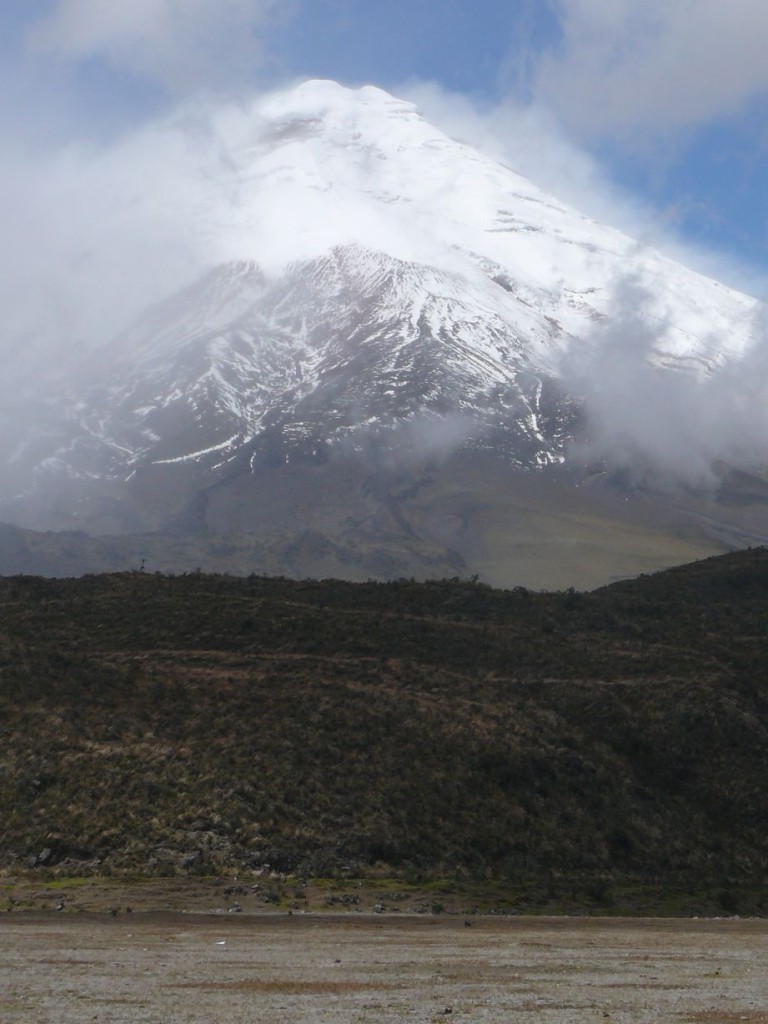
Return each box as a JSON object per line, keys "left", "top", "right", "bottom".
{"left": 1, "top": 913, "right": 767, "bottom": 1024}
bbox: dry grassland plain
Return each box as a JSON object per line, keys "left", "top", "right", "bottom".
{"left": 1, "top": 914, "right": 767, "bottom": 1024}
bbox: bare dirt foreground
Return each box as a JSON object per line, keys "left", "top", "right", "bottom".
{"left": 0, "top": 914, "right": 767, "bottom": 1024}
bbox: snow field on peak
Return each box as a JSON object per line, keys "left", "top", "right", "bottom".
{"left": 140, "top": 79, "right": 758, "bottom": 374}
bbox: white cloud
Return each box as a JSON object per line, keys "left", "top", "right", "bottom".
{"left": 534, "top": 0, "right": 768, "bottom": 137}
{"left": 560, "top": 276, "right": 768, "bottom": 485}
{"left": 0, "top": 84, "right": 465, "bottom": 382}
{"left": 27, "top": 0, "right": 286, "bottom": 91}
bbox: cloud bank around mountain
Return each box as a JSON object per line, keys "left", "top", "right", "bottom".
{"left": 530, "top": 0, "right": 768, "bottom": 140}
{"left": 27, "top": 0, "right": 287, "bottom": 92}
{"left": 560, "top": 277, "right": 768, "bottom": 485}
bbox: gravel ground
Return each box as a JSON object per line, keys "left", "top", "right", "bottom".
{"left": 1, "top": 914, "right": 767, "bottom": 1023}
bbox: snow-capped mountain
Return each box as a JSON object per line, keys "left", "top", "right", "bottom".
{"left": 36, "top": 243, "right": 582, "bottom": 484}
{"left": 1, "top": 80, "right": 766, "bottom": 585}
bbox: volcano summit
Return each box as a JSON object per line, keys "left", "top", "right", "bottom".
{"left": 2, "top": 80, "right": 767, "bottom": 586}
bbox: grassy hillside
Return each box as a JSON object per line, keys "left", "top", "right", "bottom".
{"left": 2, "top": 549, "right": 768, "bottom": 913}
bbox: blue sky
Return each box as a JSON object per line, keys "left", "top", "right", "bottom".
{"left": 3, "top": 0, "right": 768, "bottom": 295}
